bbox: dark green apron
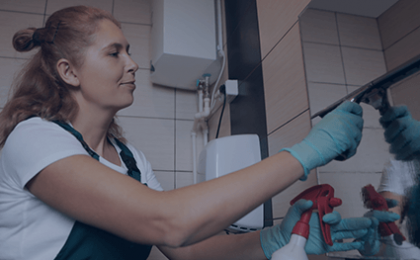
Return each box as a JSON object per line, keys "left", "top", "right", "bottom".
{"left": 53, "top": 121, "right": 152, "bottom": 260}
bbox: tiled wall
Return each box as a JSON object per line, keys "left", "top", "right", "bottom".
{"left": 300, "top": 8, "right": 391, "bottom": 218}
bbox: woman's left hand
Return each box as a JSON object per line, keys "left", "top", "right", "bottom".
{"left": 260, "top": 199, "right": 372, "bottom": 258}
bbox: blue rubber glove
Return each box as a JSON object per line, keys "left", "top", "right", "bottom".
{"left": 379, "top": 105, "right": 420, "bottom": 160}
{"left": 357, "top": 209, "right": 400, "bottom": 256}
{"left": 260, "top": 199, "right": 372, "bottom": 259}
{"left": 281, "top": 101, "right": 363, "bottom": 180}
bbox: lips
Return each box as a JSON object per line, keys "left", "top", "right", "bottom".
{"left": 120, "top": 81, "right": 136, "bottom": 89}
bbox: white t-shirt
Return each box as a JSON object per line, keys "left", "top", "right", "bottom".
{"left": 378, "top": 159, "right": 417, "bottom": 196}
{"left": 0, "top": 117, "right": 163, "bottom": 260}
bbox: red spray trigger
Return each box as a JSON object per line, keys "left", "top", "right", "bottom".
{"left": 290, "top": 184, "right": 342, "bottom": 246}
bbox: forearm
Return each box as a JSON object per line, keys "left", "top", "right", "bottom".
{"left": 159, "top": 231, "right": 267, "bottom": 260}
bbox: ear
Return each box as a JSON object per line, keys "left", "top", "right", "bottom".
{"left": 56, "top": 59, "right": 80, "bottom": 87}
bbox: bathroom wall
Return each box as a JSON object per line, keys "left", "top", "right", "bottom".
{"left": 0, "top": 1, "right": 202, "bottom": 259}
{"left": 300, "top": 8, "right": 391, "bottom": 219}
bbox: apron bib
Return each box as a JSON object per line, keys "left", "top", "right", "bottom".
{"left": 53, "top": 121, "right": 152, "bottom": 260}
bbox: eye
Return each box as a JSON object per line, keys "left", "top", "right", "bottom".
{"left": 110, "top": 52, "right": 119, "bottom": 57}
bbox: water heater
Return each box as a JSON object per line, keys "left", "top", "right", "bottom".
{"left": 150, "top": 0, "right": 221, "bottom": 90}
{"left": 197, "top": 134, "right": 264, "bottom": 232}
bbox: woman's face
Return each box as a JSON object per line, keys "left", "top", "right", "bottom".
{"left": 74, "top": 19, "right": 139, "bottom": 114}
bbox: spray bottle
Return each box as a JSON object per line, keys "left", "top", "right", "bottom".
{"left": 271, "top": 184, "right": 342, "bottom": 260}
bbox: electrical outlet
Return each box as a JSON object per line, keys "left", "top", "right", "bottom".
{"left": 224, "top": 79, "right": 238, "bottom": 103}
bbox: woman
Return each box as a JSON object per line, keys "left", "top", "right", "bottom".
{"left": 0, "top": 5, "right": 389, "bottom": 260}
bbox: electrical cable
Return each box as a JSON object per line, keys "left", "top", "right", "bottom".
{"left": 215, "top": 84, "right": 226, "bottom": 139}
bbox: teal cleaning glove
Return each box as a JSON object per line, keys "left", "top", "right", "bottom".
{"left": 260, "top": 199, "right": 372, "bottom": 259}
{"left": 281, "top": 101, "right": 364, "bottom": 180}
{"left": 357, "top": 209, "right": 400, "bottom": 256}
{"left": 380, "top": 105, "right": 420, "bottom": 161}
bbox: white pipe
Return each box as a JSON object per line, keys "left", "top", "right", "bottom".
{"left": 198, "top": 89, "right": 203, "bottom": 113}
{"left": 191, "top": 131, "right": 197, "bottom": 184}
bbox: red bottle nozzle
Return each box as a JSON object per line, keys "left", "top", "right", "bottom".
{"left": 290, "top": 184, "right": 342, "bottom": 246}
{"left": 361, "top": 184, "right": 406, "bottom": 244}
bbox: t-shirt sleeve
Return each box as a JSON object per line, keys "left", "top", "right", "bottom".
{"left": 126, "top": 143, "right": 163, "bottom": 191}
{"left": 1, "top": 118, "right": 88, "bottom": 189}
{"left": 377, "top": 159, "right": 416, "bottom": 195}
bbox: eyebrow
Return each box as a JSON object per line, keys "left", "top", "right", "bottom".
{"left": 103, "top": 43, "right": 130, "bottom": 52}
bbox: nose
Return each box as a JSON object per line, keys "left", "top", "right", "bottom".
{"left": 126, "top": 55, "right": 139, "bottom": 74}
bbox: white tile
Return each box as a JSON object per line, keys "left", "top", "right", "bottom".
{"left": 318, "top": 128, "right": 392, "bottom": 174}
{"left": 307, "top": 82, "right": 347, "bottom": 116}
{"left": 341, "top": 47, "right": 386, "bottom": 86}
{"left": 175, "top": 120, "right": 204, "bottom": 171}
{"left": 121, "top": 23, "right": 151, "bottom": 69}
{"left": 384, "top": 26, "right": 420, "bottom": 71}
{"left": 303, "top": 42, "right": 345, "bottom": 84}
{"left": 117, "top": 116, "right": 174, "bottom": 171}
{"left": 299, "top": 9, "right": 339, "bottom": 45}
{"left": 46, "top": 0, "right": 113, "bottom": 15}
{"left": 0, "top": 57, "right": 28, "bottom": 107}
{"left": 0, "top": 0, "right": 46, "bottom": 14}
{"left": 117, "top": 70, "right": 175, "bottom": 119}
{"left": 337, "top": 13, "right": 382, "bottom": 50}
{"left": 175, "top": 88, "right": 198, "bottom": 120}
{"left": 154, "top": 171, "right": 174, "bottom": 191}
{"left": 113, "top": 0, "right": 151, "bottom": 25}
{"left": 319, "top": 172, "right": 383, "bottom": 218}
{"left": 0, "top": 11, "right": 44, "bottom": 59}
{"left": 175, "top": 171, "right": 194, "bottom": 189}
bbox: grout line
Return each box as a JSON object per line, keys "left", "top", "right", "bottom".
{"left": 43, "top": 0, "right": 48, "bottom": 25}
{"left": 267, "top": 109, "right": 309, "bottom": 136}
{"left": 0, "top": 9, "right": 44, "bottom": 15}
{"left": 302, "top": 40, "right": 383, "bottom": 52}
{"left": 111, "top": 0, "right": 115, "bottom": 15}
{"left": 174, "top": 88, "right": 177, "bottom": 188}
{"left": 335, "top": 12, "right": 349, "bottom": 94}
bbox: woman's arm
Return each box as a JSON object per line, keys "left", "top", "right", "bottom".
{"left": 26, "top": 151, "right": 303, "bottom": 248}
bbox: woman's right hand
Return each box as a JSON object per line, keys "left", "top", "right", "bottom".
{"left": 282, "top": 101, "right": 364, "bottom": 179}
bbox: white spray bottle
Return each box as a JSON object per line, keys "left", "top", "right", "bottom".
{"left": 271, "top": 184, "right": 342, "bottom": 260}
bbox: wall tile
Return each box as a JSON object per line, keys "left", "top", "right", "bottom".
{"left": 0, "top": 11, "right": 43, "bottom": 59}
{"left": 384, "top": 26, "right": 420, "bottom": 71}
{"left": 341, "top": 47, "right": 386, "bottom": 86}
{"left": 121, "top": 23, "right": 151, "bottom": 69}
{"left": 46, "top": 0, "right": 113, "bottom": 15}
{"left": 175, "top": 120, "right": 204, "bottom": 172}
{"left": 337, "top": 13, "right": 382, "bottom": 50}
{"left": 319, "top": 172, "right": 383, "bottom": 218}
{"left": 256, "top": 0, "right": 311, "bottom": 58}
{"left": 389, "top": 71, "right": 420, "bottom": 121}
{"left": 318, "top": 128, "right": 392, "bottom": 174}
{"left": 0, "top": 0, "right": 46, "bottom": 14}
{"left": 263, "top": 24, "right": 308, "bottom": 134}
{"left": 175, "top": 171, "right": 194, "bottom": 189}
{"left": 300, "top": 8, "right": 339, "bottom": 45}
{"left": 0, "top": 57, "right": 28, "bottom": 107}
{"left": 303, "top": 42, "right": 345, "bottom": 85}
{"left": 378, "top": 0, "right": 420, "bottom": 50}
{"left": 118, "top": 70, "right": 175, "bottom": 119}
{"left": 175, "top": 89, "right": 197, "bottom": 120}
{"left": 307, "top": 82, "right": 347, "bottom": 116}
{"left": 117, "top": 116, "right": 175, "bottom": 171}
{"left": 113, "top": 0, "right": 151, "bottom": 25}
{"left": 267, "top": 111, "right": 311, "bottom": 155}
{"left": 154, "top": 171, "right": 174, "bottom": 191}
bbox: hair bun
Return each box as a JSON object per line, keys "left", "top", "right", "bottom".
{"left": 13, "top": 27, "right": 39, "bottom": 52}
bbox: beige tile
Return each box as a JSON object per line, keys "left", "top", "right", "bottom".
{"left": 319, "top": 172, "right": 383, "bottom": 218}
{"left": 384, "top": 26, "right": 420, "bottom": 71}
{"left": 208, "top": 102, "right": 231, "bottom": 141}
{"left": 257, "top": 0, "right": 311, "bottom": 58}
{"left": 271, "top": 173, "right": 318, "bottom": 218}
{"left": 117, "top": 70, "right": 175, "bottom": 119}
{"left": 153, "top": 171, "right": 174, "bottom": 191}
{"left": 267, "top": 111, "right": 311, "bottom": 156}
{"left": 175, "top": 171, "right": 194, "bottom": 189}
{"left": 378, "top": 0, "right": 420, "bottom": 50}
{"left": 299, "top": 8, "right": 339, "bottom": 45}
{"left": 121, "top": 23, "right": 151, "bottom": 69}
{"left": 337, "top": 13, "right": 382, "bottom": 50}
{"left": 318, "top": 128, "right": 392, "bottom": 174}
{"left": 389, "top": 71, "right": 420, "bottom": 121}
{"left": 113, "top": 0, "right": 151, "bottom": 25}
{"left": 117, "top": 116, "right": 174, "bottom": 171}
{"left": 307, "top": 82, "right": 347, "bottom": 116}
{"left": 46, "top": 0, "right": 113, "bottom": 15}
{"left": 0, "top": 11, "right": 44, "bottom": 59}
{"left": 341, "top": 47, "right": 386, "bottom": 86}
{"left": 0, "top": 57, "right": 28, "bottom": 107}
{"left": 176, "top": 120, "right": 204, "bottom": 171}
{"left": 0, "top": 0, "right": 46, "bottom": 14}
{"left": 175, "top": 88, "right": 198, "bottom": 120}
{"left": 148, "top": 246, "right": 168, "bottom": 260}
{"left": 263, "top": 24, "right": 308, "bottom": 134}
{"left": 303, "top": 42, "right": 345, "bottom": 85}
